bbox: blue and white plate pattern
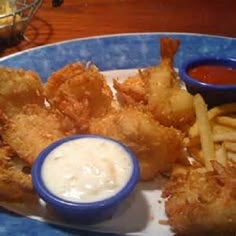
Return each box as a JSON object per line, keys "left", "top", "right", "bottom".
{"left": 0, "top": 33, "right": 235, "bottom": 236}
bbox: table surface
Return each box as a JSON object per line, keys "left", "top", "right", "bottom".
{"left": 0, "top": 0, "right": 236, "bottom": 57}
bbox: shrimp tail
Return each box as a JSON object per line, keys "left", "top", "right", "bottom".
{"left": 160, "top": 38, "right": 180, "bottom": 66}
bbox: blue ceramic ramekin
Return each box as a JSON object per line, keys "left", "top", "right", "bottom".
{"left": 179, "top": 57, "right": 236, "bottom": 108}
{"left": 32, "top": 135, "right": 140, "bottom": 224}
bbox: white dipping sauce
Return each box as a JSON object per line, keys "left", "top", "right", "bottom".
{"left": 42, "top": 137, "right": 133, "bottom": 203}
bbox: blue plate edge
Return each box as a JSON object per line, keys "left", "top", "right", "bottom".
{"left": 0, "top": 32, "right": 235, "bottom": 235}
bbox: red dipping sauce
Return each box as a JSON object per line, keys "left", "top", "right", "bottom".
{"left": 188, "top": 65, "right": 236, "bottom": 85}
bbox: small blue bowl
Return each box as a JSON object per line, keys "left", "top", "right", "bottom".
{"left": 32, "top": 135, "right": 140, "bottom": 224}
{"left": 179, "top": 57, "right": 236, "bottom": 108}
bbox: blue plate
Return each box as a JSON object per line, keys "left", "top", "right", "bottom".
{"left": 0, "top": 33, "right": 235, "bottom": 236}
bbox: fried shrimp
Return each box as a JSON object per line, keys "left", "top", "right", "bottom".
{"left": 44, "top": 62, "right": 86, "bottom": 100}
{"left": 45, "top": 63, "right": 113, "bottom": 132}
{"left": 0, "top": 67, "right": 44, "bottom": 117}
{"left": 0, "top": 145, "right": 34, "bottom": 201}
{"left": 113, "top": 38, "right": 195, "bottom": 130}
{"left": 162, "top": 161, "right": 236, "bottom": 235}
{"left": 0, "top": 104, "right": 76, "bottom": 165}
{"left": 113, "top": 71, "right": 147, "bottom": 106}
{"left": 89, "top": 107, "right": 184, "bottom": 181}
{"left": 142, "top": 38, "right": 195, "bottom": 130}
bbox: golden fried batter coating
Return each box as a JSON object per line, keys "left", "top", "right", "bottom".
{"left": 0, "top": 104, "right": 76, "bottom": 165}
{"left": 44, "top": 62, "right": 86, "bottom": 100}
{"left": 113, "top": 38, "right": 195, "bottom": 131}
{"left": 142, "top": 38, "right": 195, "bottom": 130}
{"left": 0, "top": 145, "right": 33, "bottom": 201}
{"left": 45, "top": 63, "right": 113, "bottom": 132}
{"left": 162, "top": 161, "right": 236, "bottom": 235}
{"left": 113, "top": 71, "right": 147, "bottom": 106}
{"left": 0, "top": 67, "right": 44, "bottom": 117}
{"left": 90, "top": 107, "right": 184, "bottom": 181}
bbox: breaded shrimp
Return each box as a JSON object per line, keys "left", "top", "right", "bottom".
{"left": 0, "top": 145, "right": 34, "bottom": 202}
{"left": 113, "top": 38, "right": 195, "bottom": 131}
{"left": 113, "top": 71, "right": 147, "bottom": 106}
{"left": 44, "top": 62, "right": 86, "bottom": 100}
{"left": 162, "top": 161, "right": 236, "bottom": 235}
{"left": 142, "top": 38, "right": 195, "bottom": 130}
{"left": 0, "top": 104, "right": 76, "bottom": 165}
{"left": 45, "top": 63, "right": 113, "bottom": 132}
{"left": 0, "top": 67, "right": 44, "bottom": 117}
{"left": 89, "top": 107, "right": 184, "bottom": 181}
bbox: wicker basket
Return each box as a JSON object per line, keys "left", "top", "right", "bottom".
{"left": 0, "top": 0, "right": 42, "bottom": 41}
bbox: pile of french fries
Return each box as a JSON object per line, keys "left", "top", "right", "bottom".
{"left": 187, "top": 94, "right": 236, "bottom": 170}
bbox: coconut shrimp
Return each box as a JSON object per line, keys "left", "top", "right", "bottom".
{"left": 113, "top": 38, "right": 195, "bottom": 131}
{"left": 44, "top": 62, "right": 113, "bottom": 132}
{"left": 141, "top": 38, "right": 195, "bottom": 130}
{"left": 113, "top": 71, "right": 147, "bottom": 106}
{"left": 162, "top": 161, "right": 236, "bottom": 235}
{"left": 89, "top": 106, "right": 184, "bottom": 181}
{"left": 0, "top": 67, "right": 44, "bottom": 118}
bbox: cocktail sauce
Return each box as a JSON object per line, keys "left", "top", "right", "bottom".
{"left": 188, "top": 65, "right": 236, "bottom": 85}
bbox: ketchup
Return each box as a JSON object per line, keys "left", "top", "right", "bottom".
{"left": 188, "top": 65, "right": 236, "bottom": 85}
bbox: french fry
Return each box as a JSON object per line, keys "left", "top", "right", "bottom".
{"left": 215, "top": 145, "right": 227, "bottom": 167}
{"left": 223, "top": 141, "right": 236, "bottom": 153}
{"left": 188, "top": 100, "right": 236, "bottom": 167}
{"left": 193, "top": 94, "right": 215, "bottom": 170}
{"left": 208, "top": 102, "right": 236, "bottom": 119}
{"left": 189, "top": 102, "right": 236, "bottom": 137}
{"left": 212, "top": 123, "right": 236, "bottom": 135}
{"left": 213, "top": 132, "right": 236, "bottom": 142}
{"left": 188, "top": 123, "right": 198, "bottom": 138}
{"left": 215, "top": 116, "right": 236, "bottom": 128}
{"left": 227, "top": 151, "right": 236, "bottom": 162}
